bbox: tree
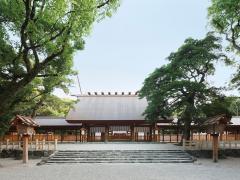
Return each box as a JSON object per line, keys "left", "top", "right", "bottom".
{"left": 208, "top": 0, "right": 240, "bottom": 54}
{"left": 208, "top": 0, "right": 240, "bottom": 89}
{"left": 198, "top": 96, "right": 233, "bottom": 119}
{"left": 14, "top": 94, "right": 76, "bottom": 117}
{"left": 0, "top": 0, "right": 119, "bottom": 116}
{"left": 139, "top": 34, "right": 226, "bottom": 140}
{"left": 229, "top": 97, "right": 240, "bottom": 116}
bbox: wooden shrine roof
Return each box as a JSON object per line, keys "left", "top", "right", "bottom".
{"left": 66, "top": 93, "right": 173, "bottom": 123}
{"left": 203, "top": 114, "right": 231, "bottom": 126}
{"left": 11, "top": 115, "right": 39, "bottom": 127}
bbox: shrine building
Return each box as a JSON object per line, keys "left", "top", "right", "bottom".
{"left": 35, "top": 92, "right": 173, "bottom": 142}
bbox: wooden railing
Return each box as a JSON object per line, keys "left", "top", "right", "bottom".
{"left": 183, "top": 140, "right": 240, "bottom": 150}
{"left": 0, "top": 139, "right": 58, "bottom": 152}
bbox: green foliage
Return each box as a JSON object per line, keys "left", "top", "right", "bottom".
{"left": 208, "top": 0, "right": 240, "bottom": 53}
{"left": 14, "top": 94, "right": 76, "bottom": 117}
{"left": 139, "top": 34, "right": 226, "bottom": 139}
{"left": 197, "top": 96, "right": 232, "bottom": 121}
{"left": 228, "top": 97, "right": 240, "bottom": 116}
{"left": 0, "top": 0, "right": 120, "bottom": 115}
{"left": 0, "top": 0, "right": 120, "bottom": 134}
{"left": 208, "top": 0, "right": 240, "bottom": 94}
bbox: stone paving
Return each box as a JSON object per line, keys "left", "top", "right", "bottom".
{"left": 1, "top": 143, "right": 240, "bottom": 180}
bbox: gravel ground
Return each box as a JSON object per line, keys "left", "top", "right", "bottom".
{"left": 1, "top": 143, "right": 240, "bottom": 180}
{"left": 1, "top": 158, "right": 240, "bottom": 180}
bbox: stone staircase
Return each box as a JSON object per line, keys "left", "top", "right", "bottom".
{"left": 45, "top": 150, "right": 194, "bottom": 164}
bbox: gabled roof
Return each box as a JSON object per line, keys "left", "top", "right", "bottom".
{"left": 11, "top": 115, "right": 39, "bottom": 127}
{"left": 203, "top": 114, "right": 231, "bottom": 126}
{"left": 66, "top": 95, "right": 148, "bottom": 121}
{"left": 34, "top": 116, "right": 82, "bottom": 126}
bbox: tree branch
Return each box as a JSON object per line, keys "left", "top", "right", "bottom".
{"left": 97, "top": 0, "right": 110, "bottom": 8}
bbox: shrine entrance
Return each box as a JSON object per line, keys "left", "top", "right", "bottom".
{"left": 134, "top": 127, "right": 151, "bottom": 141}
{"left": 108, "top": 126, "right": 131, "bottom": 141}
{"left": 85, "top": 124, "right": 159, "bottom": 142}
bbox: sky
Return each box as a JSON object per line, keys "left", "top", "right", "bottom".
{"left": 54, "top": 0, "right": 238, "bottom": 98}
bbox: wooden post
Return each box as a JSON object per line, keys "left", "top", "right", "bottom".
{"left": 80, "top": 129, "right": 82, "bottom": 142}
{"left": 47, "top": 141, "right": 50, "bottom": 151}
{"left": 220, "top": 133, "right": 223, "bottom": 141}
{"left": 183, "top": 138, "right": 186, "bottom": 150}
{"left": 170, "top": 132, "right": 172, "bottom": 143}
{"left": 35, "top": 139, "right": 38, "bottom": 150}
{"left": 176, "top": 128, "right": 179, "bottom": 143}
{"left": 6, "top": 139, "right": 9, "bottom": 149}
{"left": 22, "top": 135, "right": 29, "bottom": 164}
{"left": 60, "top": 130, "right": 64, "bottom": 142}
{"left": 42, "top": 139, "right": 45, "bottom": 150}
{"left": 149, "top": 127, "right": 153, "bottom": 142}
{"left": 75, "top": 130, "right": 78, "bottom": 142}
{"left": 131, "top": 125, "right": 135, "bottom": 141}
{"left": 211, "top": 133, "right": 219, "bottom": 163}
{"left": 162, "top": 129, "right": 165, "bottom": 142}
{"left": 105, "top": 126, "right": 109, "bottom": 142}
{"left": 87, "top": 127, "right": 90, "bottom": 142}
{"left": 54, "top": 139, "right": 58, "bottom": 151}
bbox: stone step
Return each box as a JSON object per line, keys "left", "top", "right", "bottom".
{"left": 46, "top": 160, "right": 193, "bottom": 164}
{"left": 45, "top": 150, "right": 194, "bottom": 164}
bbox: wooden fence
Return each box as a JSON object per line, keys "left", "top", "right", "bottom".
{"left": 0, "top": 139, "right": 58, "bottom": 152}
{"left": 183, "top": 140, "right": 240, "bottom": 150}
{"left": 2, "top": 132, "right": 240, "bottom": 143}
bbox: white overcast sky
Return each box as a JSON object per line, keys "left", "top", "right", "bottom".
{"left": 54, "top": 0, "right": 239, "bottom": 98}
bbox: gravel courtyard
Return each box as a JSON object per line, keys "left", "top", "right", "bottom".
{"left": 1, "top": 143, "right": 240, "bottom": 180}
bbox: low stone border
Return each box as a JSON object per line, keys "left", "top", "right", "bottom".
{"left": 0, "top": 149, "right": 54, "bottom": 160}
{"left": 186, "top": 149, "right": 240, "bottom": 159}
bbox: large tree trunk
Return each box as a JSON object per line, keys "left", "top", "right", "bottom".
{"left": 182, "top": 96, "right": 195, "bottom": 140}
{"left": 0, "top": 72, "right": 38, "bottom": 116}
{"left": 183, "top": 120, "right": 191, "bottom": 140}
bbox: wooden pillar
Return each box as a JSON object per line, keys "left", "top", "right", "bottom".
{"left": 211, "top": 133, "right": 219, "bottom": 163}
{"left": 149, "top": 126, "right": 153, "bottom": 142}
{"left": 105, "top": 126, "right": 109, "bottom": 142}
{"left": 237, "top": 130, "right": 239, "bottom": 140}
{"left": 170, "top": 132, "right": 172, "bottom": 142}
{"left": 79, "top": 129, "right": 82, "bottom": 142}
{"left": 23, "top": 135, "right": 29, "bottom": 164}
{"left": 75, "top": 130, "right": 78, "bottom": 142}
{"left": 162, "top": 129, "right": 165, "bottom": 142}
{"left": 191, "top": 130, "right": 193, "bottom": 141}
{"left": 60, "top": 130, "right": 63, "bottom": 142}
{"left": 157, "top": 128, "right": 160, "bottom": 142}
{"left": 177, "top": 128, "right": 179, "bottom": 143}
{"left": 87, "top": 127, "right": 90, "bottom": 142}
{"left": 219, "top": 133, "right": 223, "bottom": 141}
{"left": 131, "top": 125, "right": 135, "bottom": 141}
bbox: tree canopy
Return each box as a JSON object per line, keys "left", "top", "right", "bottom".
{"left": 208, "top": 0, "right": 240, "bottom": 54}
{"left": 139, "top": 34, "right": 227, "bottom": 139}
{"left": 0, "top": 0, "right": 119, "bottom": 116}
